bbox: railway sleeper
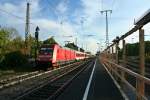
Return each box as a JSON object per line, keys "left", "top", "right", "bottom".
{"left": 14, "top": 60, "right": 91, "bottom": 100}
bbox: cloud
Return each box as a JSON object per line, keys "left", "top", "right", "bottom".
{"left": 84, "top": 37, "right": 100, "bottom": 53}
{"left": 0, "top": 0, "right": 41, "bottom": 18}
{"left": 70, "top": 0, "right": 102, "bottom": 26}
{"left": 0, "top": 0, "right": 104, "bottom": 54}
{"left": 0, "top": 0, "right": 75, "bottom": 37}
{"left": 32, "top": 18, "right": 75, "bottom": 37}
{"left": 70, "top": 0, "right": 103, "bottom": 53}
{"left": 56, "top": 0, "right": 68, "bottom": 14}
{"left": 1, "top": 0, "right": 149, "bottom": 54}
{"left": 1, "top": 3, "right": 17, "bottom": 12}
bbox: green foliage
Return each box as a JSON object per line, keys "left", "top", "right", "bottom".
{"left": 0, "top": 28, "right": 21, "bottom": 62}
{"left": 118, "top": 49, "right": 123, "bottom": 59}
{"left": 65, "top": 42, "right": 85, "bottom": 52}
{"left": 119, "top": 41, "right": 150, "bottom": 63}
{"left": 43, "top": 37, "right": 58, "bottom": 44}
{"left": 8, "top": 37, "right": 25, "bottom": 52}
{"left": 145, "top": 56, "right": 150, "bottom": 63}
{"left": 79, "top": 48, "right": 85, "bottom": 52}
{"left": 29, "top": 35, "right": 36, "bottom": 58}
{"left": 126, "top": 43, "right": 139, "bottom": 56}
{"left": 0, "top": 27, "right": 30, "bottom": 69}
{"left": 145, "top": 41, "right": 150, "bottom": 63}
{"left": 65, "top": 43, "right": 79, "bottom": 51}
{"left": 145, "top": 41, "right": 150, "bottom": 55}
{"left": 0, "top": 28, "right": 10, "bottom": 55}
{"left": 29, "top": 35, "right": 43, "bottom": 58}
{"left": 125, "top": 41, "right": 150, "bottom": 57}
{"left": 1, "top": 51, "right": 28, "bottom": 67}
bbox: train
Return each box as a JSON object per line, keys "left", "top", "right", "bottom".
{"left": 36, "top": 44, "right": 90, "bottom": 69}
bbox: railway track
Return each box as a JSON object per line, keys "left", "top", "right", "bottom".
{"left": 14, "top": 59, "right": 94, "bottom": 100}
{"left": 0, "top": 61, "right": 83, "bottom": 90}
{"left": 0, "top": 71, "right": 41, "bottom": 89}
{"left": 0, "top": 59, "right": 91, "bottom": 100}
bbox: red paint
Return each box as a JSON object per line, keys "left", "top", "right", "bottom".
{"left": 37, "top": 44, "right": 89, "bottom": 68}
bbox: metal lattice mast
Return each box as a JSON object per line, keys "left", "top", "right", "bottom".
{"left": 25, "top": 2, "right": 30, "bottom": 52}
{"left": 101, "top": 10, "right": 112, "bottom": 48}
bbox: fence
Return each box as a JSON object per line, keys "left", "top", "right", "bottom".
{"left": 100, "top": 9, "right": 150, "bottom": 100}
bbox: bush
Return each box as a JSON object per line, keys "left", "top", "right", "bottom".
{"left": 3, "top": 51, "right": 28, "bottom": 67}
{"left": 145, "top": 56, "right": 150, "bottom": 63}
{"left": 0, "top": 55, "right": 4, "bottom": 67}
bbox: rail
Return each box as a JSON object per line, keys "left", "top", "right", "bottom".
{"left": 0, "top": 60, "right": 84, "bottom": 90}
{"left": 14, "top": 59, "right": 93, "bottom": 100}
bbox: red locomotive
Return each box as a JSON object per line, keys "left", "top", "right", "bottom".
{"left": 36, "top": 44, "right": 89, "bottom": 69}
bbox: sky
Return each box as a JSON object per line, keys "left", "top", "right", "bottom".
{"left": 0, "top": 0, "right": 150, "bottom": 54}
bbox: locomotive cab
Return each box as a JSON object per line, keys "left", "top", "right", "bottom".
{"left": 39, "top": 48, "right": 53, "bottom": 57}
{"left": 36, "top": 44, "right": 55, "bottom": 69}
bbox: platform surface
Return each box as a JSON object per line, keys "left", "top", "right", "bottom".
{"left": 56, "top": 59, "right": 124, "bottom": 100}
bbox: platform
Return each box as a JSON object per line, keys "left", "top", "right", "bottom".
{"left": 56, "top": 59, "right": 124, "bottom": 100}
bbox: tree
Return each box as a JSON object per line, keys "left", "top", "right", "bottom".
{"left": 126, "top": 43, "right": 139, "bottom": 56}
{"left": 0, "top": 27, "right": 18, "bottom": 63}
{"left": 65, "top": 42, "right": 80, "bottom": 51}
{"left": 29, "top": 35, "right": 42, "bottom": 58}
{"left": 0, "top": 27, "right": 26, "bottom": 68}
{"left": 0, "top": 27, "right": 19, "bottom": 52}
{"left": 80, "top": 48, "right": 85, "bottom": 52}
{"left": 145, "top": 41, "right": 150, "bottom": 56}
{"left": 43, "top": 37, "right": 58, "bottom": 44}
{"left": 119, "top": 41, "right": 150, "bottom": 63}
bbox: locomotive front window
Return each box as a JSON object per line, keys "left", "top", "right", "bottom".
{"left": 40, "top": 48, "right": 53, "bottom": 54}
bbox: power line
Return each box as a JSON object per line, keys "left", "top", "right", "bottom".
{"left": 45, "top": 0, "right": 59, "bottom": 19}
{"left": 0, "top": 1, "right": 59, "bottom": 39}
{"left": 0, "top": 6, "right": 37, "bottom": 27}
{"left": 101, "top": 0, "right": 103, "bottom": 10}
{"left": 46, "top": 0, "right": 70, "bottom": 24}
{"left": 45, "top": 0, "right": 67, "bottom": 26}
{"left": 0, "top": 8, "right": 24, "bottom": 20}
{"left": 111, "top": 0, "right": 116, "bottom": 10}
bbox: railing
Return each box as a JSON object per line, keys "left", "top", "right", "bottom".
{"left": 100, "top": 9, "right": 150, "bottom": 100}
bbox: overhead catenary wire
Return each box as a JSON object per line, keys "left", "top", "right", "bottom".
{"left": 0, "top": 7, "right": 38, "bottom": 26}
{"left": 0, "top": 6, "right": 46, "bottom": 33}
{"left": 0, "top": 8, "right": 24, "bottom": 20}
{"left": 46, "top": 0, "right": 70, "bottom": 24}
{"left": 45, "top": 0, "right": 59, "bottom": 19}
{"left": 111, "top": 0, "right": 116, "bottom": 10}
{"left": 0, "top": 0, "right": 72, "bottom": 40}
